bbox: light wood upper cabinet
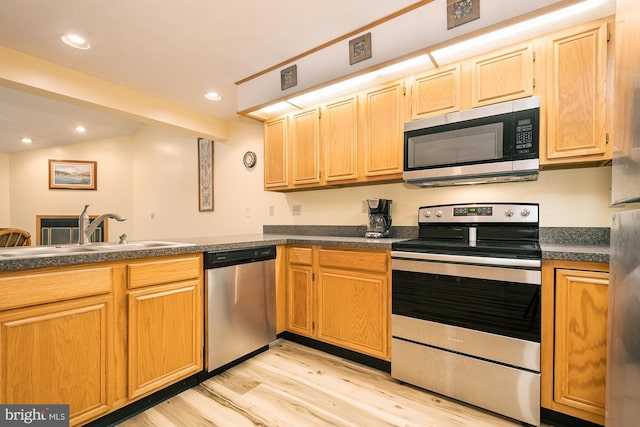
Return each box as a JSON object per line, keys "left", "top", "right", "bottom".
{"left": 471, "top": 43, "right": 534, "bottom": 107}
{"left": 290, "top": 107, "right": 321, "bottom": 186}
{"left": 323, "top": 96, "right": 358, "bottom": 182}
{"left": 361, "top": 80, "right": 405, "bottom": 177}
{"left": 541, "top": 259, "right": 609, "bottom": 426}
{"left": 264, "top": 116, "right": 288, "bottom": 189}
{"left": 409, "top": 65, "right": 462, "bottom": 120}
{"left": 542, "top": 19, "right": 611, "bottom": 164}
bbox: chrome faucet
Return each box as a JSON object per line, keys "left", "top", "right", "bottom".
{"left": 79, "top": 204, "right": 126, "bottom": 244}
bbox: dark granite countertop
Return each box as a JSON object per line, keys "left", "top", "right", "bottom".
{"left": 0, "top": 226, "right": 610, "bottom": 272}
{"left": 0, "top": 233, "right": 404, "bottom": 272}
{"left": 539, "top": 227, "right": 610, "bottom": 263}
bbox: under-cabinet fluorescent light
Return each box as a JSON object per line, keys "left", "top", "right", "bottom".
{"left": 20, "top": 137, "right": 32, "bottom": 144}
{"left": 288, "top": 73, "right": 378, "bottom": 107}
{"left": 432, "top": 0, "right": 607, "bottom": 63}
{"left": 258, "top": 101, "right": 297, "bottom": 115}
{"left": 377, "top": 54, "right": 431, "bottom": 75}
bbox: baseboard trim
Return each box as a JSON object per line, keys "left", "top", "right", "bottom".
{"left": 541, "top": 408, "right": 603, "bottom": 427}
{"left": 85, "top": 374, "right": 199, "bottom": 427}
{"left": 279, "top": 332, "right": 391, "bottom": 373}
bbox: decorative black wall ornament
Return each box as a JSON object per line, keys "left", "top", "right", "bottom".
{"left": 447, "top": 0, "right": 480, "bottom": 30}
{"left": 349, "top": 32, "right": 372, "bottom": 65}
{"left": 280, "top": 64, "right": 297, "bottom": 90}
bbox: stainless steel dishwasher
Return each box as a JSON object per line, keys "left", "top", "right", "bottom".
{"left": 204, "top": 245, "right": 276, "bottom": 373}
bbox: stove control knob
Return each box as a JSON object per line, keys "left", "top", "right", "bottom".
{"left": 424, "top": 211, "right": 432, "bottom": 218}
{"left": 521, "top": 208, "right": 531, "bottom": 217}
{"left": 435, "top": 210, "right": 443, "bottom": 218}
{"left": 505, "top": 208, "right": 515, "bottom": 217}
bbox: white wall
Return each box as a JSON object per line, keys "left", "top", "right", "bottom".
{"left": 0, "top": 153, "right": 9, "bottom": 226}
{"left": 8, "top": 136, "right": 133, "bottom": 241}
{"left": 5, "top": 119, "right": 614, "bottom": 244}
{"left": 278, "top": 167, "right": 614, "bottom": 228}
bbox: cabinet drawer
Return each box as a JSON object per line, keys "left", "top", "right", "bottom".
{"left": 288, "top": 247, "right": 313, "bottom": 266}
{"left": 0, "top": 266, "right": 112, "bottom": 311}
{"left": 318, "top": 249, "right": 388, "bottom": 273}
{"left": 128, "top": 255, "right": 201, "bottom": 289}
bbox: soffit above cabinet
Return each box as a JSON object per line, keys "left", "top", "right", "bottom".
{"left": 237, "top": 0, "right": 615, "bottom": 119}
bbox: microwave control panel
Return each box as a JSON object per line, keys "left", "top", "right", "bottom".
{"left": 513, "top": 108, "right": 539, "bottom": 158}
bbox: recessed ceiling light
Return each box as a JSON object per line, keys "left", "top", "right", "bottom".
{"left": 60, "top": 33, "right": 91, "bottom": 50}
{"left": 204, "top": 91, "right": 222, "bottom": 101}
{"left": 20, "top": 137, "right": 32, "bottom": 144}
{"left": 75, "top": 125, "right": 86, "bottom": 133}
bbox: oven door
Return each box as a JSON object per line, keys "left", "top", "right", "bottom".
{"left": 391, "top": 252, "right": 541, "bottom": 369}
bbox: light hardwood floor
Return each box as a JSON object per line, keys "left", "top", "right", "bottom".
{"left": 118, "top": 339, "right": 544, "bottom": 426}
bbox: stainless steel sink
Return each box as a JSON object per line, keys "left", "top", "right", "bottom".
{"left": 0, "top": 241, "right": 194, "bottom": 259}
{"left": 84, "top": 241, "right": 194, "bottom": 251}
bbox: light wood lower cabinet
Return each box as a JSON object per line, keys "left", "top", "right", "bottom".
{"left": 542, "top": 259, "right": 609, "bottom": 425}
{"left": 0, "top": 253, "right": 203, "bottom": 426}
{"left": 126, "top": 255, "right": 203, "bottom": 400}
{"left": 284, "top": 245, "right": 391, "bottom": 360}
{"left": 285, "top": 246, "right": 314, "bottom": 337}
{"left": 0, "top": 295, "right": 113, "bottom": 425}
{"left": 0, "top": 264, "right": 115, "bottom": 426}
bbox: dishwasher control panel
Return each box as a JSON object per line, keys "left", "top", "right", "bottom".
{"left": 204, "top": 245, "right": 276, "bottom": 269}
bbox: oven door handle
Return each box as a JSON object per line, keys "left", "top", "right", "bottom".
{"left": 391, "top": 250, "right": 541, "bottom": 268}
{"left": 391, "top": 258, "right": 541, "bottom": 285}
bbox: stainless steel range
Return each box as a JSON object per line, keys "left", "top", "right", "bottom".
{"left": 391, "top": 202, "right": 541, "bottom": 426}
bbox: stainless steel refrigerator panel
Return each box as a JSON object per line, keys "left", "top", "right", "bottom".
{"left": 607, "top": 210, "right": 640, "bottom": 426}
{"left": 206, "top": 259, "right": 276, "bottom": 371}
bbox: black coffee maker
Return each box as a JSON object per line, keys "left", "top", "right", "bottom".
{"left": 365, "top": 199, "right": 392, "bottom": 238}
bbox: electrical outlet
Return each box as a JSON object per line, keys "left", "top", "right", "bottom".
{"left": 268, "top": 205, "right": 275, "bottom": 216}
{"left": 150, "top": 212, "right": 156, "bottom": 220}
{"left": 362, "top": 200, "right": 368, "bottom": 213}
{"left": 245, "top": 207, "right": 251, "bottom": 217}
{"left": 292, "top": 204, "right": 302, "bottom": 216}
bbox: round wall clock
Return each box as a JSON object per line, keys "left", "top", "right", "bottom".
{"left": 243, "top": 151, "right": 257, "bottom": 168}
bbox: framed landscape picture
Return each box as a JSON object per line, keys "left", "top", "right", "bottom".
{"left": 48, "top": 159, "right": 97, "bottom": 190}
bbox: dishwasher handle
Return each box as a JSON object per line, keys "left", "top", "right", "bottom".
{"left": 204, "top": 245, "right": 276, "bottom": 269}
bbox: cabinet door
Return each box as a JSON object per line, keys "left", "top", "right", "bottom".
{"left": 264, "top": 117, "right": 288, "bottom": 189}
{"left": 323, "top": 96, "right": 358, "bottom": 182}
{"left": 128, "top": 280, "right": 202, "bottom": 400}
{"left": 553, "top": 268, "right": 608, "bottom": 424}
{"left": 544, "top": 21, "right": 610, "bottom": 163}
{"left": 361, "top": 81, "right": 405, "bottom": 177}
{"left": 471, "top": 44, "right": 534, "bottom": 107}
{"left": 411, "top": 65, "right": 461, "bottom": 119}
{"left": 290, "top": 108, "right": 321, "bottom": 186}
{"left": 286, "top": 247, "right": 314, "bottom": 337}
{"left": 317, "top": 249, "right": 390, "bottom": 360}
{"left": 0, "top": 296, "right": 113, "bottom": 426}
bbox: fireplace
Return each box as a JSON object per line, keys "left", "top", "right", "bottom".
{"left": 37, "top": 215, "right": 106, "bottom": 245}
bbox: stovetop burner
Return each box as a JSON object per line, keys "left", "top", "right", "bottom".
{"left": 393, "top": 203, "right": 541, "bottom": 260}
{"left": 391, "top": 238, "right": 541, "bottom": 259}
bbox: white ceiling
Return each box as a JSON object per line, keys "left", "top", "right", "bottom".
{"left": 0, "top": 0, "right": 419, "bottom": 153}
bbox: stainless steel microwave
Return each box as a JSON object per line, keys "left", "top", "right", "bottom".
{"left": 403, "top": 96, "right": 540, "bottom": 187}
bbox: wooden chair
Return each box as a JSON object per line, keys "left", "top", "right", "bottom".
{"left": 0, "top": 228, "right": 32, "bottom": 247}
